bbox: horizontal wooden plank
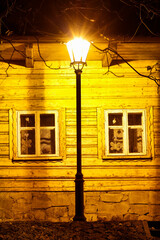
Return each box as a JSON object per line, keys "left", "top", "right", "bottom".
{"left": 66, "top": 137, "right": 97, "bottom": 145}
{"left": 84, "top": 179, "right": 160, "bottom": 191}
{"left": 154, "top": 147, "right": 160, "bottom": 156}
{"left": 66, "top": 108, "right": 97, "bottom": 114}
{"left": 30, "top": 60, "right": 158, "bottom": 70}
{"left": 0, "top": 58, "right": 156, "bottom": 71}
{"left": 0, "top": 78, "right": 156, "bottom": 90}
{"left": 0, "top": 98, "right": 158, "bottom": 112}
{"left": 0, "top": 143, "right": 9, "bottom": 147}
{"left": 0, "top": 116, "right": 9, "bottom": 122}
{"left": 29, "top": 59, "right": 160, "bottom": 69}
{"left": 0, "top": 83, "right": 157, "bottom": 91}
{"left": 0, "top": 63, "right": 153, "bottom": 73}
{"left": 117, "top": 43, "right": 160, "bottom": 60}
{"left": 0, "top": 58, "right": 158, "bottom": 70}
{"left": 0, "top": 110, "right": 9, "bottom": 113}
{"left": 66, "top": 114, "right": 97, "bottom": 119}
{"left": 0, "top": 111, "right": 9, "bottom": 118}
{"left": 66, "top": 120, "right": 97, "bottom": 126}
{"left": 67, "top": 143, "right": 97, "bottom": 148}
{"left": 66, "top": 146, "right": 97, "bottom": 155}
{"left": 0, "top": 87, "right": 158, "bottom": 101}
{"left": 0, "top": 146, "right": 9, "bottom": 155}
{"left": 66, "top": 126, "right": 97, "bottom": 136}
{"left": 0, "top": 123, "right": 9, "bottom": 132}
{"left": 0, "top": 135, "right": 9, "bottom": 143}
{"left": 0, "top": 69, "right": 154, "bottom": 78}
{"left": 153, "top": 122, "right": 160, "bottom": 131}
{"left": 153, "top": 109, "right": 160, "bottom": 123}
{"left": 0, "top": 180, "right": 160, "bottom": 191}
{"left": 0, "top": 178, "right": 160, "bottom": 191}
{"left": 1, "top": 165, "right": 160, "bottom": 178}
{"left": 0, "top": 179, "right": 75, "bottom": 191}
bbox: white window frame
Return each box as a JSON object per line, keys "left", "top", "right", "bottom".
{"left": 105, "top": 109, "right": 147, "bottom": 156}
{"left": 17, "top": 110, "right": 59, "bottom": 158}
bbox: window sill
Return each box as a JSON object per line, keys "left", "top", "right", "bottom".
{"left": 102, "top": 156, "right": 152, "bottom": 161}
{"left": 12, "top": 156, "right": 63, "bottom": 162}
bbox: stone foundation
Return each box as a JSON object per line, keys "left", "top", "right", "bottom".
{"left": 0, "top": 191, "right": 160, "bottom": 222}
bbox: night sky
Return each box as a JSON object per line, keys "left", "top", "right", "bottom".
{"left": 1, "top": 0, "right": 160, "bottom": 39}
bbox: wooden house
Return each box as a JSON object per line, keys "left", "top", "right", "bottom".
{"left": 0, "top": 35, "right": 160, "bottom": 221}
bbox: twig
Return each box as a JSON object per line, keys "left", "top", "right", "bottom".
{"left": 91, "top": 42, "right": 160, "bottom": 86}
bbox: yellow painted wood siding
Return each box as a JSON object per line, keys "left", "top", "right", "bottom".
{"left": 0, "top": 57, "right": 160, "bottom": 191}
{"left": 153, "top": 107, "right": 160, "bottom": 159}
{"left": 66, "top": 108, "right": 97, "bottom": 158}
{"left": 0, "top": 110, "right": 9, "bottom": 158}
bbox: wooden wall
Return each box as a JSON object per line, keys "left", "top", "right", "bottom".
{"left": 0, "top": 40, "right": 160, "bottom": 220}
{"left": 0, "top": 58, "right": 160, "bottom": 186}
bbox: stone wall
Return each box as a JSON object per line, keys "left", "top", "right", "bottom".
{"left": 0, "top": 192, "right": 75, "bottom": 222}
{"left": 0, "top": 191, "right": 160, "bottom": 222}
{"left": 85, "top": 191, "right": 160, "bottom": 221}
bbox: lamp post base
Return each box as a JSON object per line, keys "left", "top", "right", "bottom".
{"left": 73, "top": 173, "right": 86, "bottom": 221}
{"left": 73, "top": 215, "right": 86, "bottom": 221}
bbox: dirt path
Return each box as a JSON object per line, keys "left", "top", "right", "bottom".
{"left": 0, "top": 221, "right": 149, "bottom": 240}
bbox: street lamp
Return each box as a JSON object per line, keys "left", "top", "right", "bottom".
{"left": 67, "top": 37, "right": 90, "bottom": 221}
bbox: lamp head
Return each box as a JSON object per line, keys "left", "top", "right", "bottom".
{"left": 67, "top": 37, "right": 90, "bottom": 71}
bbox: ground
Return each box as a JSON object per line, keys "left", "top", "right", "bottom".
{"left": 0, "top": 220, "right": 152, "bottom": 240}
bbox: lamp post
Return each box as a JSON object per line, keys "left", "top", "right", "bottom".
{"left": 67, "top": 38, "right": 90, "bottom": 221}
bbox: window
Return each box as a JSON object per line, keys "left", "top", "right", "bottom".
{"left": 17, "top": 111, "right": 59, "bottom": 157}
{"left": 105, "top": 110, "right": 146, "bottom": 156}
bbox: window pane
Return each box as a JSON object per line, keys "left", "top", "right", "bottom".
{"left": 109, "top": 113, "right": 122, "bottom": 126}
{"left": 128, "top": 113, "right": 142, "bottom": 125}
{"left": 40, "top": 129, "right": 55, "bottom": 154}
{"left": 129, "top": 128, "right": 143, "bottom": 153}
{"left": 21, "top": 130, "right": 35, "bottom": 154}
{"left": 21, "top": 114, "right": 35, "bottom": 127}
{"left": 40, "top": 114, "right": 55, "bottom": 127}
{"left": 109, "top": 129, "right": 123, "bottom": 153}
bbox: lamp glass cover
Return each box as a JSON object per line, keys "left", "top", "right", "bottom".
{"left": 67, "top": 37, "right": 90, "bottom": 64}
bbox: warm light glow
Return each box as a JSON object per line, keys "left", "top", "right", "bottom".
{"left": 67, "top": 37, "right": 90, "bottom": 66}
